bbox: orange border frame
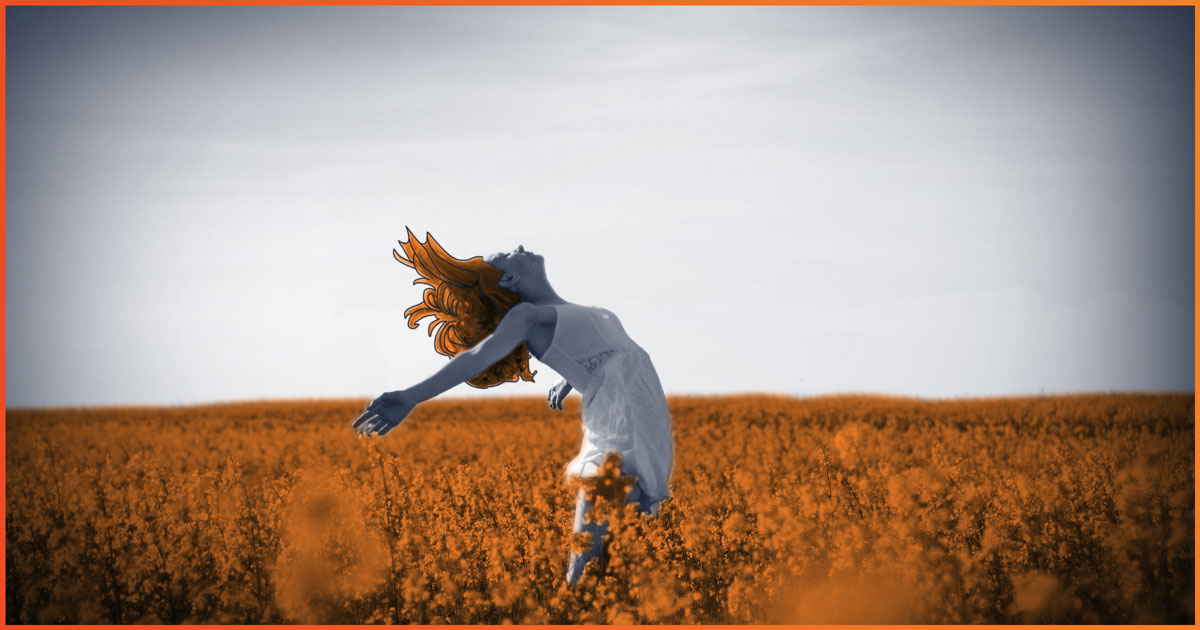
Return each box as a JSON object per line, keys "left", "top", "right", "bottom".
{"left": 0, "top": 0, "right": 1196, "bottom": 5}
{"left": 0, "top": 1, "right": 1195, "bottom": 629}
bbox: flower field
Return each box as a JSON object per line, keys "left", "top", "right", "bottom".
{"left": 5, "top": 393, "right": 1194, "bottom": 624}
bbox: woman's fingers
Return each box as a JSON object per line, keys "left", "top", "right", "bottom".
{"left": 357, "top": 390, "right": 414, "bottom": 435}
{"left": 353, "top": 408, "right": 377, "bottom": 429}
{"left": 358, "top": 400, "right": 382, "bottom": 422}
{"left": 359, "top": 417, "right": 386, "bottom": 436}
{"left": 354, "top": 403, "right": 408, "bottom": 436}
{"left": 355, "top": 410, "right": 389, "bottom": 434}
{"left": 356, "top": 415, "right": 381, "bottom": 434}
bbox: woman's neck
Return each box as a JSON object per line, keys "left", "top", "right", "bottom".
{"left": 519, "top": 282, "right": 567, "bottom": 305}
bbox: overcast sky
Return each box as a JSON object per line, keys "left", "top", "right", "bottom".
{"left": 6, "top": 6, "right": 1194, "bottom": 407}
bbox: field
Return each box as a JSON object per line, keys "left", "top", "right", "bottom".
{"left": 5, "top": 393, "right": 1194, "bottom": 624}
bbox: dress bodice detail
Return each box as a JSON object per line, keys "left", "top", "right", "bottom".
{"left": 576, "top": 349, "right": 617, "bottom": 375}
{"left": 539, "top": 303, "right": 639, "bottom": 395}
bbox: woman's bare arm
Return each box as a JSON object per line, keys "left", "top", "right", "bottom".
{"left": 408, "top": 304, "right": 535, "bottom": 402}
{"left": 354, "top": 304, "right": 535, "bottom": 434}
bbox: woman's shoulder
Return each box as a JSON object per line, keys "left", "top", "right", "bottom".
{"left": 560, "top": 302, "right": 619, "bottom": 320}
{"left": 506, "top": 302, "right": 559, "bottom": 326}
{"left": 511, "top": 300, "right": 613, "bottom": 324}
{"left": 559, "top": 300, "right": 610, "bottom": 312}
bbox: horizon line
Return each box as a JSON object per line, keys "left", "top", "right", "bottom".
{"left": 5, "top": 388, "right": 1194, "bottom": 412}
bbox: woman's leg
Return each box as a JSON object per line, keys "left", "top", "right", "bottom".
{"left": 564, "top": 483, "right": 652, "bottom": 585}
{"left": 565, "top": 488, "right": 606, "bottom": 586}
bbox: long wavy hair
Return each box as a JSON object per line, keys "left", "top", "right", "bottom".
{"left": 393, "top": 228, "right": 537, "bottom": 388}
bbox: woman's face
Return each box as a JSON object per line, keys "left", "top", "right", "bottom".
{"left": 485, "top": 245, "right": 543, "bottom": 275}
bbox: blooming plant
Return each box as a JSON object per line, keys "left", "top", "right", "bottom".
{"left": 5, "top": 394, "right": 1194, "bottom": 623}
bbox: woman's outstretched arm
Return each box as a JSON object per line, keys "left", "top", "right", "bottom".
{"left": 354, "top": 304, "right": 535, "bottom": 434}
{"left": 408, "top": 304, "right": 534, "bottom": 401}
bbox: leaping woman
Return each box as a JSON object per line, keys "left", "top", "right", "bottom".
{"left": 354, "top": 230, "right": 674, "bottom": 585}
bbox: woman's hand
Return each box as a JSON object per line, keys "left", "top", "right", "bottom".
{"left": 548, "top": 379, "right": 573, "bottom": 411}
{"left": 353, "top": 389, "right": 417, "bottom": 436}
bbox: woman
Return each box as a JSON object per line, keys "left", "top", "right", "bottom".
{"left": 354, "top": 231, "right": 674, "bottom": 585}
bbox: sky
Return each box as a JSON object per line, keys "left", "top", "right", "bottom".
{"left": 5, "top": 6, "right": 1194, "bottom": 407}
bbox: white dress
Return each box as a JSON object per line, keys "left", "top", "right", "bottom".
{"left": 538, "top": 303, "right": 674, "bottom": 503}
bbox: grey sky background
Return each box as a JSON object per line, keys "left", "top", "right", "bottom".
{"left": 6, "top": 6, "right": 1194, "bottom": 408}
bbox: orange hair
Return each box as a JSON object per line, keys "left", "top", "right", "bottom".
{"left": 393, "top": 228, "right": 537, "bottom": 388}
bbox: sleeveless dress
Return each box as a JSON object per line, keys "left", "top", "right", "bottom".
{"left": 538, "top": 303, "right": 674, "bottom": 504}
